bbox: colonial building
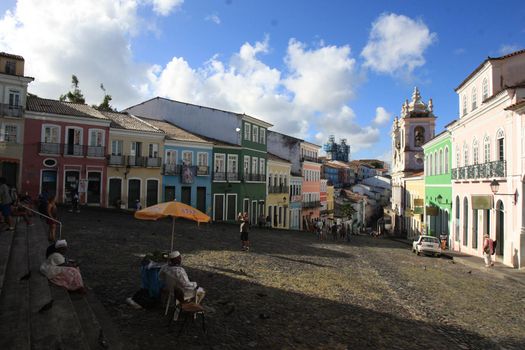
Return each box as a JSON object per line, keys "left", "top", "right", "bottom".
{"left": 22, "top": 97, "right": 111, "bottom": 206}
{"left": 423, "top": 130, "right": 452, "bottom": 241}
{"left": 266, "top": 153, "right": 291, "bottom": 229}
{"left": 124, "top": 98, "right": 272, "bottom": 224}
{"left": 404, "top": 172, "right": 425, "bottom": 240}
{"left": 390, "top": 87, "right": 436, "bottom": 236}
{"left": 289, "top": 175, "right": 302, "bottom": 230}
{"left": 449, "top": 49, "right": 525, "bottom": 268}
{"left": 0, "top": 52, "right": 33, "bottom": 188}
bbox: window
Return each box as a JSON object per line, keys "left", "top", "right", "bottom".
{"left": 252, "top": 157, "right": 258, "bottom": 174}
{"left": 252, "top": 125, "right": 258, "bottom": 143}
{"left": 214, "top": 153, "right": 225, "bottom": 172}
{"left": 244, "top": 156, "right": 250, "bottom": 175}
{"left": 0, "top": 124, "right": 17, "bottom": 143}
{"left": 471, "top": 87, "right": 477, "bottom": 110}
{"left": 148, "top": 143, "right": 159, "bottom": 158}
{"left": 111, "top": 140, "right": 123, "bottom": 155}
{"left": 463, "top": 144, "right": 469, "bottom": 166}
{"left": 89, "top": 129, "right": 104, "bottom": 146}
{"left": 130, "top": 141, "right": 142, "bottom": 156}
{"left": 5, "top": 60, "right": 16, "bottom": 74}
{"left": 414, "top": 126, "right": 425, "bottom": 147}
{"left": 165, "top": 150, "right": 177, "bottom": 164}
{"left": 244, "top": 123, "right": 251, "bottom": 140}
{"left": 8, "top": 90, "right": 20, "bottom": 107}
{"left": 462, "top": 94, "right": 467, "bottom": 116}
{"left": 197, "top": 152, "right": 208, "bottom": 166}
{"left": 227, "top": 154, "right": 238, "bottom": 174}
{"left": 260, "top": 128, "right": 266, "bottom": 144}
{"left": 438, "top": 149, "right": 443, "bottom": 174}
{"left": 259, "top": 158, "right": 265, "bottom": 175}
{"left": 455, "top": 196, "right": 460, "bottom": 242}
{"left": 42, "top": 125, "right": 60, "bottom": 144}
{"left": 463, "top": 197, "right": 469, "bottom": 246}
{"left": 182, "top": 151, "right": 193, "bottom": 165}
{"left": 484, "top": 136, "right": 490, "bottom": 163}
{"left": 472, "top": 139, "right": 479, "bottom": 164}
{"left": 496, "top": 129, "right": 505, "bottom": 161}
{"left": 444, "top": 147, "right": 449, "bottom": 173}
{"left": 482, "top": 78, "right": 489, "bottom": 100}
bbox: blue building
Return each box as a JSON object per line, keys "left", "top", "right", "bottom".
{"left": 289, "top": 175, "right": 302, "bottom": 230}
{"left": 140, "top": 118, "right": 213, "bottom": 215}
{"left": 322, "top": 163, "right": 341, "bottom": 188}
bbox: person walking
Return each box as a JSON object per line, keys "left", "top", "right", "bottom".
{"left": 47, "top": 196, "right": 58, "bottom": 242}
{"left": 483, "top": 234, "right": 495, "bottom": 267}
{"left": 0, "top": 177, "right": 14, "bottom": 231}
{"left": 238, "top": 212, "right": 250, "bottom": 251}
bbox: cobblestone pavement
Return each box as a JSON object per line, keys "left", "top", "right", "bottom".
{"left": 59, "top": 207, "right": 525, "bottom": 349}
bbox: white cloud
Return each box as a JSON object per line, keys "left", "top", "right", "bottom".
{"left": 373, "top": 106, "right": 391, "bottom": 126}
{"left": 205, "top": 14, "right": 221, "bottom": 25}
{"left": 498, "top": 44, "right": 519, "bottom": 56}
{"left": 361, "top": 13, "right": 436, "bottom": 76}
{"left": 149, "top": 0, "right": 183, "bottom": 16}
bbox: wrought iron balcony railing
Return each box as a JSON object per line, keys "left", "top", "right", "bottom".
{"left": 40, "top": 142, "right": 61, "bottom": 155}
{"left": 268, "top": 185, "right": 289, "bottom": 194}
{"left": 108, "top": 154, "right": 126, "bottom": 166}
{"left": 196, "top": 166, "right": 209, "bottom": 176}
{"left": 145, "top": 157, "right": 162, "bottom": 168}
{"left": 244, "top": 173, "right": 265, "bottom": 182}
{"left": 213, "top": 171, "right": 239, "bottom": 181}
{"left": 127, "top": 155, "right": 145, "bottom": 167}
{"left": 87, "top": 146, "right": 105, "bottom": 157}
{"left": 64, "top": 144, "right": 84, "bottom": 156}
{"left": 0, "top": 104, "right": 24, "bottom": 118}
{"left": 301, "top": 155, "right": 322, "bottom": 163}
{"left": 451, "top": 160, "right": 506, "bottom": 180}
{"left": 302, "top": 200, "right": 321, "bottom": 208}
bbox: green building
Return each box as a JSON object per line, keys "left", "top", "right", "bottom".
{"left": 423, "top": 130, "right": 452, "bottom": 239}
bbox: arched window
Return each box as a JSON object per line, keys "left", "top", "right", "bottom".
{"left": 438, "top": 149, "right": 443, "bottom": 175}
{"left": 433, "top": 151, "right": 437, "bottom": 175}
{"left": 429, "top": 154, "right": 433, "bottom": 176}
{"left": 471, "top": 87, "right": 477, "bottom": 110}
{"left": 463, "top": 197, "right": 469, "bottom": 246}
{"left": 496, "top": 129, "right": 505, "bottom": 161}
{"left": 484, "top": 135, "right": 490, "bottom": 163}
{"left": 414, "top": 126, "right": 425, "bottom": 147}
{"left": 455, "top": 196, "right": 460, "bottom": 242}
{"left": 463, "top": 143, "right": 469, "bottom": 166}
{"left": 482, "top": 78, "right": 489, "bottom": 100}
{"left": 424, "top": 156, "right": 427, "bottom": 174}
{"left": 473, "top": 139, "right": 479, "bottom": 164}
{"left": 462, "top": 94, "right": 468, "bottom": 116}
{"left": 444, "top": 147, "right": 449, "bottom": 173}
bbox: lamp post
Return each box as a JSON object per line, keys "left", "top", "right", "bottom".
{"left": 490, "top": 179, "right": 518, "bottom": 205}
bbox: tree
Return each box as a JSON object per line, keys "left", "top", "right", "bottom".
{"left": 340, "top": 203, "right": 356, "bottom": 220}
{"left": 59, "top": 75, "right": 85, "bottom": 104}
{"left": 96, "top": 83, "right": 115, "bottom": 112}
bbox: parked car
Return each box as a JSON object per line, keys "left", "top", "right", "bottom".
{"left": 412, "top": 235, "right": 441, "bottom": 256}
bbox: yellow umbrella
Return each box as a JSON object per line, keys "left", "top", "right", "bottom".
{"left": 134, "top": 201, "right": 211, "bottom": 250}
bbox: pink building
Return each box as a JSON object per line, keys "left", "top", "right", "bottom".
{"left": 22, "top": 97, "right": 110, "bottom": 206}
{"left": 301, "top": 142, "right": 322, "bottom": 228}
{"left": 449, "top": 49, "right": 525, "bottom": 268}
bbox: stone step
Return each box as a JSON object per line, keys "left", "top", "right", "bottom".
{"left": 0, "top": 226, "right": 30, "bottom": 350}
{"left": 83, "top": 291, "right": 125, "bottom": 350}
{"left": 0, "top": 227, "right": 15, "bottom": 296}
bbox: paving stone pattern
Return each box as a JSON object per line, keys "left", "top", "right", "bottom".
{"left": 61, "top": 208, "right": 525, "bottom": 349}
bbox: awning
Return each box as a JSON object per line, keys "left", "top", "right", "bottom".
{"left": 426, "top": 206, "right": 439, "bottom": 216}
{"left": 472, "top": 195, "right": 493, "bottom": 210}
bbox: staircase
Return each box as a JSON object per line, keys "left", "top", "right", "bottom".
{"left": 0, "top": 218, "right": 125, "bottom": 349}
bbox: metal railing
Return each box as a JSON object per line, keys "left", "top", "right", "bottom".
{"left": 145, "top": 157, "right": 162, "bottom": 168}
{"left": 162, "top": 163, "right": 181, "bottom": 175}
{"left": 0, "top": 103, "right": 24, "bottom": 118}
{"left": 268, "top": 185, "right": 289, "bottom": 194}
{"left": 108, "top": 155, "right": 126, "bottom": 166}
{"left": 301, "top": 155, "right": 322, "bottom": 163}
{"left": 302, "top": 201, "right": 321, "bottom": 208}
{"left": 40, "top": 142, "right": 61, "bottom": 155}
{"left": 20, "top": 204, "right": 63, "bottom": 239}
{"left": 127, "top": 155, "right": 145, "bottom": 167}
{"left": 64, "top": 144, "right": 84, "bottom": 156}
{"left": 196, "top": 166, "right": 209, "bottom": 176}
{"left": 213, "top": 171, "right": 239, "bottom": 181}
{"left": 244, "top": 173, "right": 265, "bottom": 182}
{"left": 451, "top": 160, "right": 506, "bottom": 180}
{"left": 86, "top": 146, "right": 105, "bottom": 157}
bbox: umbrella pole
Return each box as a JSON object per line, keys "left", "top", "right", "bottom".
{"left": 171, "top": 216, "right": 175, "bottom": 251}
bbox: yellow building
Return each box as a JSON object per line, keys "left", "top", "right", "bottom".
{"left": 326, "top": 184, "right": 335, "bottom": 220}
{"left": 266, "top": 153, "right": 291, "bottom": 229}
{"left": 404, "top": 172, "right": 425, "bottom": 239}
{"left": 0, "top": 52, "right": 33, "bottom": 188}
{"left": 101, "top": 111, "right": 165, "bottom": 209}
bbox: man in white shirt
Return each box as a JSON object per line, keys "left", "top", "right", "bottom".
{"left": 159, "top": 251, "right": 205, "bottom": 302}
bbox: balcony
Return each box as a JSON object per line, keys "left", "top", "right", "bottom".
{"left": 127, "top": 155, "right": 145, "bottom": 167}
{"left": 87, "top": 146, "right": 105, "bottom": 157}
{"left": 213, "top": 171, "right": 239, "bottom": 181}
{"left": 269, "top": 185, "right": 289, "bottom": 194}
{"left": 451, "top": 160, "right": 506, "bottom": 180}
{"left": 145, "top": 157, "right": 162, "bottom": 168}
{"left": 108, "top": 154, "right": 126, "bottom": 166}
{"left": 244, "top": 173, "right": 265, "bottom": 182}
{"left": 162, "top": 163, "right": 181, "bottom": 175}
{"left": 64, "top": 144, "right": 84, "bottom": 156}
{"left": 301, "top": 155, "right": 322, "bottom": 163}
{"left": 196, "top": 166, "right": 209, "bottom": 176}
{"left": 0, "top": 103, "right": 24, "bottom": 118}
{"left": 40, "top": 142, "right": 61, "bottom": 155}
{"left": 302, "top": 201, "right": 321, "bottom": 208}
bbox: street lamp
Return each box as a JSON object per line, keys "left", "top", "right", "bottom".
{"left": 490, "top": 178, "right": 518, "bottom": 205}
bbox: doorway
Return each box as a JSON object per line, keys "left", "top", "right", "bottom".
{"left": 181, "top": 186, "right": 191, "bottom": 205}
{"left": 1, "top": 162, "right": 17, "bottom": 187}
{"left": 41, "top": 170, "right": 57, "bottom": 198}
{"left": 165, "top": 186, "right": 175, "bottom": 201}
{"left": 496, "top": 200, "right": 504, "bottom": 257}
{"left": 196, "top": 187, "right": 206, "bottom": 213}
{"left": 146, "top": 179, "right": 158, "bottom": 207}
{"left": 64, "top": 171, "right": 80, "bottom": 203}
{"left": 128, "top": 179, "right": 141, "bottom": 208}
{"left": 108, "top": 178, "right": 122, "bottom": 207}
{"left": 87, "top": 172, "right": 101, "bottom": 205}
{"left": 214, "top": 194, "right": 224, "bottom": 221}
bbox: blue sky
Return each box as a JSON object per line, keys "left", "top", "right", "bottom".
{"left": 1, "top": 0, "right": 524, "bottom": 163}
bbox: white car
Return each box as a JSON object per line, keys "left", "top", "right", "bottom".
{"left": 412, "top": 235, "right": 441, "bottom": 256}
